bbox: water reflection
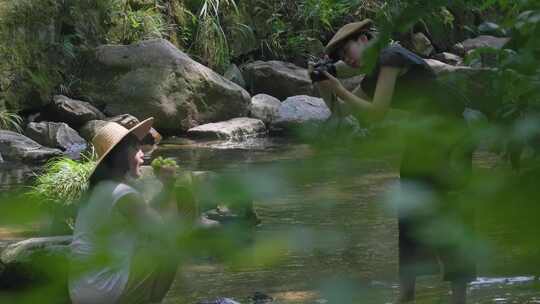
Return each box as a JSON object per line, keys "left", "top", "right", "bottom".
{"left": 0, "top": 163, "right": 37, "bottom": 192}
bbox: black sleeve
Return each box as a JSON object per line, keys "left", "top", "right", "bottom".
{"left": 379, "top": 45, "right": 426, "bottom": 68}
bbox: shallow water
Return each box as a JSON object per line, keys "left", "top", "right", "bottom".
{"left": 1, "top": 137, "right": 538, "bottom": 303}
{"left": 151, "top": 138, "right": 540, "bottom": 304}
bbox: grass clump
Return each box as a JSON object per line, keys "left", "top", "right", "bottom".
{"left": 0, "top": 110, "right": 23, "bottom": 132}
{"left": 29, "top": 155, "right": 96, "bottom": 207}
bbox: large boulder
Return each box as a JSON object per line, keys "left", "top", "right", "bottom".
{"left": 187, "top": 117, "right": 266, "bottom": 140}
{"left": 411, "top": 32, "right": 434, "bottom": 57}
{"left": 1, "top": 236, "right": 72, "bottom": 265}
{"left": 249, "top": 94, "right": 281, "bottom": 124}
{"left": 478, "top": 22, "right": 507, "bottom": 37}
{"left": 432, "top": 52, "right": 463, "bottom": 66}
{"left": 224, "top": 64, "right": 246, "bottom": 89}
{"left": 80, "top": 39, "right": 251, "bottom": 133}
{"left": 47, "top": 95, "right": 106, "bottom": 129}
{"left": 106, "top": 114, "right": 162, "bottom": 145}
{"left": 425, "top": 59, "right": 474, "bottom": 75}
{"left": 453, "top": 35, "right": 510, "bottom": 56}
{"left": 0, "top": 236, "right": 72, "bottom": 292}
{"left": 79, "top": 116, "right": 162, "bottom": 146}
{"left": 78, "top": 120, "right": 108, "bottom": 142}
{"left": 242, "top": 61, "right": 315, "bottom": 100}
{"left": 273, "top": 95, "right": 331, "bottom": 128}
{"left": 25, "top": 122, "right": 87, "bottom": 159}
{"left": 107, "top": 114, "right": 140, "bottom": 129}
{"left": 0, "top": 130, "right": 63, "bottom": 163}
{"left": 425, "top": 59, "right": 498, "bottom": 117}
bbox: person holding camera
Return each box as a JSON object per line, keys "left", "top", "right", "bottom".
{"left": 313, "top": 19, "right": 476, "bottom": 304}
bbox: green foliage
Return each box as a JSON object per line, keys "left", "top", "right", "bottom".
{"left": 0, "top": 110, "right": 23, "bottom": 132}
{"left": 0, "top": 0, "right": 65, "bottom": 110}
{"left": 108, "top": 1, "right": 168, "bottom": 44}
{"left": 189, "top": 0, "right": 239, "bottom": 71}
{"left": 242, "top": 0, "right": 374, "bottom": 62}
{"left": 29, "top": 155, "right": 96, "bottom": 207}
{"left": 0, "top": 0, "right": 170, "bottom": 111}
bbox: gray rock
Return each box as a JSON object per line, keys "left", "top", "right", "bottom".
{"left": 425, "top": 59, "right": 475, "bottom": 75}
{"left": 78, "top": 120, "right": 108, "bottom": 142}
{"left": 187, "top": 118, "right": 266, "bottom": 140}
{"left": 49, "top": 95, "right": 106, "bottom": 129}
{"left": 79, "top": 117, "right": 162, "bottom": 147}
{"left": 27, "top": 112, "right": 45, "bottom": 123}
{"left": 459, "top": 35, "right": 510, "bottom": 53}
{"left": 25, "top": 122, "right": 87, "bottom": 159}
{"left": 0, "top": 130, "right": 63, "bottom": 163}
{"left": 478, "top": 22, "right": 506, "bottom": 37}
{"left": 106, "top": 115, "right": 162, "bottom": 145}
{"left": 224, "top": 64, "right": 246, "bottom": 88}
{"left": 0, "top": 236, "right": 72, "bottom": 290}
{"left": 411, "top": 32, "right": 434, "bottom": 57}
{"left": 81, "top": 39, "right": 251, "bottom": 133}
{"left": 451, "top": 43, "right": 466, "bottom": 57}
{"left": 456, "top": 35, "right": 510, "bottom": 68}
{"left": 432, "top": 52, "right": 463, "bottom": 66}
{"left": 425, "top": 59, "right": 497, "bottom": 116}
{"left": 0, "top": 152, "right": 3, "bottom": 163}
{"left": 107, "top": 114, "right": 140, "bottom": 129}
{"left": 242, "top": 61, "right": 315, "bottom": 100}
{"left": 250, "top": 94, "right": 281, "bottom": 124}
{"left": 273, "top": 95, "right": 331, "bottom": 128}
{"left": 1, "top": 236, "right": 72, "bottom": 265}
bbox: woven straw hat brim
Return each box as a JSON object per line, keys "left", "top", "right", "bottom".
{"left": 89, "top": 117, "right": 154, "bottom": 180}
{"left": 325, "top": 19, "right": 373, "bottom": 58}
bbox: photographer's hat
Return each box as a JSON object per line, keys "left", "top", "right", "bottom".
{"left": 325, "top": 19, "right": 373, "bottom": 59}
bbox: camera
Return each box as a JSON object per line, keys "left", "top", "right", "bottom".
{"left": 308, "top": 58, "right": 337, "bottom": 82}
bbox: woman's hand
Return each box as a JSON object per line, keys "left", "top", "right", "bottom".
{"left": 318, "top": 71, "right": 345, "bottom": 94}
{"left": 157, "top": 166, "right": 177, "bottom": 186}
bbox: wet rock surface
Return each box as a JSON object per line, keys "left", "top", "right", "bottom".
{"left": 0, "top": 130, "right": 63, "bottom": 163}
{"left": 242, "top": 61, "right": 315, "bottom": 100}
{"left": 188, "top": 118, "right": 267, "bottom": 141}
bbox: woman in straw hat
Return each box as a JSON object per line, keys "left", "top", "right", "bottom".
{"left": 69, "top": 117, "right": 180, "bottom": 304}
{"left": 317, "top": 20, "right": 476, "bottom": 303}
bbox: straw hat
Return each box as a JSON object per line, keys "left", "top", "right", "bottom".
{"left": 89, "top": 117, "right": 154, "bottom": 178}
{"left": 325, "top": 19, "right": 373, "bottom": 59}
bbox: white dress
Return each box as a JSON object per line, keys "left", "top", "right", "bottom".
{"left": 69, "top": 181, "right": 139, "bottom": 304}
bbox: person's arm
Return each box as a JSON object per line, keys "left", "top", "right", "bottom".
{"left": 323, "top": 66, "right": 400, "bottom": 121}
{"left": 115, "top": 192, "right": 166, "bottom": 237}
{"left": 149, "top": 166, "right": 179, "bottom": 217}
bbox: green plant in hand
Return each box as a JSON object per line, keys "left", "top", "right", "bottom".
{"left": 151, "top": 156, "right": 180, "bottom": 181}
{"left": 151, "top": 156, "right": 179, "bottom": 170}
